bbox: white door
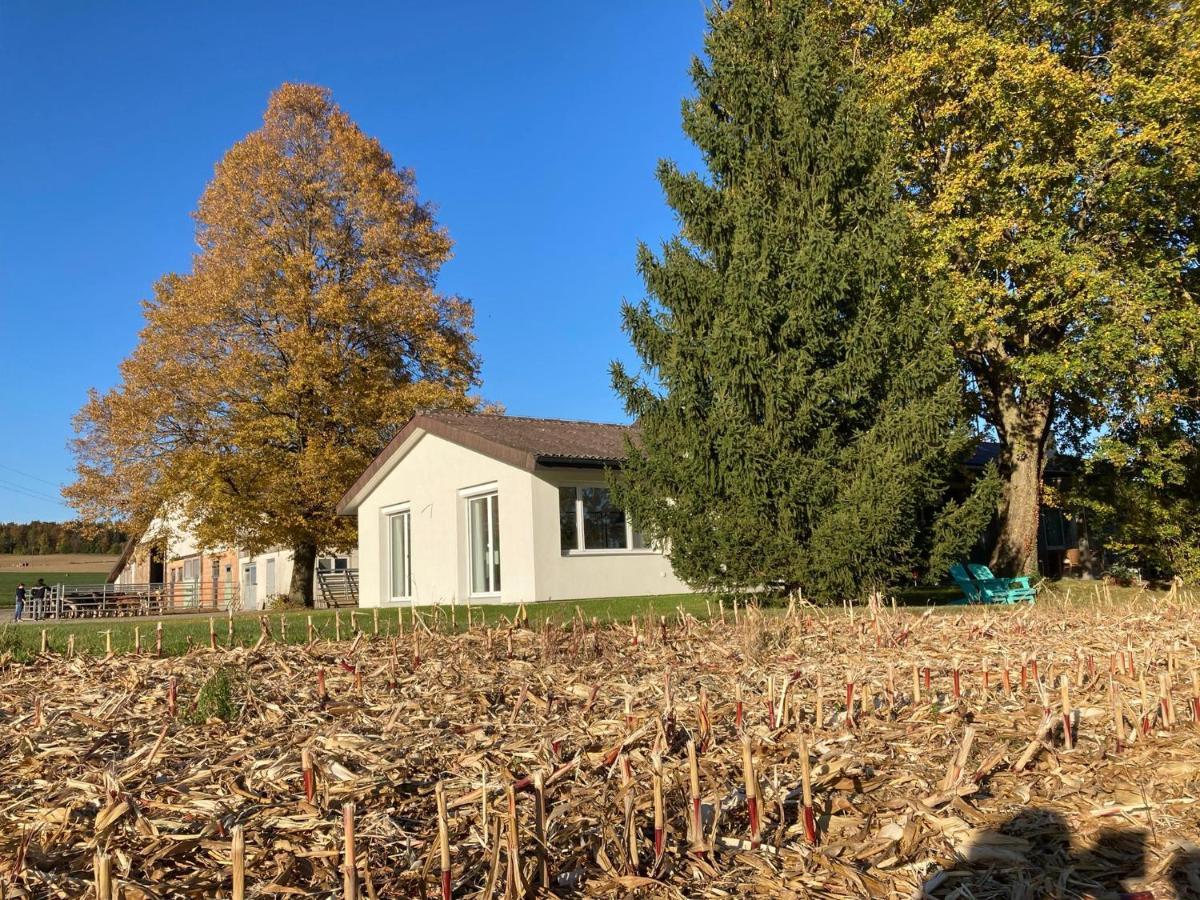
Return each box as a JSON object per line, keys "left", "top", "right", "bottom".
{"left": 242, "top": 563, "right": 257, "bottom": 609}
{"left": 467, "top": 492, "right": 500, "bottom": 596}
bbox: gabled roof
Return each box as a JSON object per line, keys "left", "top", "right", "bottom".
{"left": 336, "top": 411, "right": 636, "bottom": 515}
{"left": 107, "top": 534, "right": 140, "bottom": 583}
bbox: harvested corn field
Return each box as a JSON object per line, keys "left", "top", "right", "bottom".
{"left": 1, "top": 598, "right": 1199, "bottom": 899}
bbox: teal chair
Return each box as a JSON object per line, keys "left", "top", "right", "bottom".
{"left": 966, "top": 563, "right": 1038, "bottom": 604}
{"left": 949, "top": 563, "right": 983, "bottom": 603}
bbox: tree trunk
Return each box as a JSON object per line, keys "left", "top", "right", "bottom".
{"left": 289, "top": 542, "right": 318, "bottom": 608}
{"left": 990, "top": 399, "right": 1052, "bottom": 577}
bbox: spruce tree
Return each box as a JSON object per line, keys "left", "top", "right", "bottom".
{"left": 611, "top": 0, "right": 993, "bottom": 602}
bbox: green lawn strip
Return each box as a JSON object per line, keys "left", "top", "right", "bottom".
{"left": 0, "top": 594, "right": 714, "bottom": 660}
{"left": 0, "top": 584, "right": 1178, "bottom": 662}
{"left": 0, "top": 571, "right": 109, "bottom": 607}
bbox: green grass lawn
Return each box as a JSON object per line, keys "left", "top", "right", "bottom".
{"left": 0, "top": 580, "right": 1176, "bottom": 662}
{"left": 0, "top": 570, "right": 109, "bottom": 607}
{"left": 0, "top": 593, "right": 717, "bottom": 660}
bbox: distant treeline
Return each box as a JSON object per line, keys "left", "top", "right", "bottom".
{"left": 0, "top": 521, "right": 128, "bottom": 555}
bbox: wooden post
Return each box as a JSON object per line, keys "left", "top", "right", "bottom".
{"left": 231, "top": 824, "right": 245, "bottom": 900}
{"left": 155, "top": 620, "right": 163, "bottom": 657}
{"left": 372, "top": 608, "right": 379, "bottom": 637}
{"left": 317, "top": 669, "right": 327, "bottom": 701}
{"left": 342, "top": 802, "right": 358, "bottom": 899}
{"left": 735, "top": 682, "right": 744, "bottom": 731}
{"left": 335, "top": 611, "right": 342, "bottom": 642}
{"left": 104, "top": 629, "right": 112, "bottom": 658}
{"left": 436, "top": 781, "right": 452, "bottom": 900}
{"left": 307, "top": 615, "right": 314, "bottom": 643}
{"left": 227, "top": 606, "right": 234, "bottom": 646}
{"left": 280, "top": 615, "right": 288, "bottom": 643}
{"left": 952, "top": 658, "right": 961, "bottom": 701}
{"left": 209, "top": 617, "right": 217, "bottom": 651}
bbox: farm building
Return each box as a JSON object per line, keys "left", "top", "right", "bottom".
{"left": 336, "top": 411, "right": 691, "bottom": 606}
{"left": 108, "top": 515, "right": 357, "bottom": 611}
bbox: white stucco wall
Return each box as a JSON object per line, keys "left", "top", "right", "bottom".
{"left": 238, "top": 547, "right": 358, "bottom": 610}
{"left": 355, "top": 431, "right": 538, "bottom": 607}
{"left": 352, "top": 431, "right": 692, "bottom": 606}
{"left": 529, "top": 469, "right": 692, "bottom": 602}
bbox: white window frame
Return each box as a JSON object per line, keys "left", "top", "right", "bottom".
{"left": 388, "top": 508, "right": 413, "bottom": 601}
{"left": 559, "top": 484, "right": 654, "bottom": 556}
{"left": 461, "top": 484, "right": 501, "bottom": 598}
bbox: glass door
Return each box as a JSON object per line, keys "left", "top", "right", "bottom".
{"left": 467, "top": 492, "right": 500, "bottom": 596}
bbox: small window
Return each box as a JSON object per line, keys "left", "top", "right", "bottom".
{"left": 582, "top": 487, "right": 627, "bottom": 550}
{"left": 559, "top": 487, "right": 580, "bottom": 553}
{"left": 389, "top": 511, "right": 412, "bottom": 599}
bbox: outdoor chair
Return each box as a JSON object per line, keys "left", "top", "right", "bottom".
{"left": 949, "top": 562, "right": 1038, "bottom": 605}
{"left": 967, "top": 563, "right": 1038, "bottom": 604}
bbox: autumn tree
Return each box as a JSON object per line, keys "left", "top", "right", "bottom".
{"left": 612, "top": 1, "right": 993, "bottom": 601}
{"left": 67, "top": 84, "right": 479, "bottom": 605}
{"left": 834, "top": 0, "right": 1200, "bottom": 574}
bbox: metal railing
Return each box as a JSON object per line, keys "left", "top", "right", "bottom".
{"left": 316, "top": 568, "right": 359, "bottom": 608}
{"left": 30, "top": 581, "right": 241, "bottom": 619}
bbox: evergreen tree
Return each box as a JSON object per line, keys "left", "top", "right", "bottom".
{"left": 612, "top": 0, "right": 993, "bottom": 601}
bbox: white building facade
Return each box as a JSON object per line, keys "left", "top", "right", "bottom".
{"left": 337, "top": 412, "right": 691, "bottom": 607}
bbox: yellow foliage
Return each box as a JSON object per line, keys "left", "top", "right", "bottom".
{"left": 66, "top": 84, "right": 479, "bottom": 589}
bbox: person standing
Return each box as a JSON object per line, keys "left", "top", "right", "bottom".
{"left": 13, "top": 582, "right": 25, "bottom": 622}
{"left": 30, "top": 579, "right": 47, "bottom": 620}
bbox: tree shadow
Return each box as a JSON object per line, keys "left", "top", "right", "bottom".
{"left": 917, "top": 807, "right": 1200, "bottom": 898}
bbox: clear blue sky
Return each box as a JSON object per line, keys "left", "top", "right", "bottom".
{"left": 0, "top": 1, "right": 706, "bottom": 522}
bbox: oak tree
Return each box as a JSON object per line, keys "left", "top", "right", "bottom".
{"left": 67, "top": 84, "right": 479, "bottom": 604}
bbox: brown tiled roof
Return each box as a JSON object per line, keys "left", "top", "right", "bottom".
{"left": 336, "top": 411, "right": 637, "bottom": 514}
{"left": 421, "top": 411, "right": 635, "bottom": 464}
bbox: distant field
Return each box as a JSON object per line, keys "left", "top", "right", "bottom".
{"left": 0, "top": 553, "right": 119, "bottom": 571}
{"left": 0, "top": 554, "right": 114, "bottom": 608}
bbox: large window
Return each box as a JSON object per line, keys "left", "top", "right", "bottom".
{"left": 559, "top": 486, "right": 647, "bottom": 553}
{"left": 467, "top": 492, "right": 500, "bottom": 595}
{"left": 389, "top": 510, "right": 412, "bottom": 599}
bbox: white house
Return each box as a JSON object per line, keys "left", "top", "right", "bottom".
{"left": 336, "top": 411, "right": 692, "bottom": 606}
{"left": 237, "top": 547, "right": 358, "bottom": 609}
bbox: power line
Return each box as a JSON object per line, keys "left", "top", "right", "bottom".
{"left": 0, "top": 479, "right": 62, "bottom": 504}
{"left": 0, "top": 462, "right": 63, "bottom": 489}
